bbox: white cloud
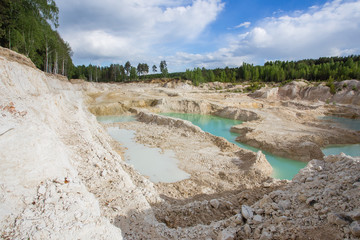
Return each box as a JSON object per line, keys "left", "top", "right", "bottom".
{"left": 167, "top": 46, "right": 251, "bottom": 70}
{"left": 170, "top": 0, "right": 360, "bottom": 70}
{"left": 57, "top": 0, "right": 360, "bottom": 71}
{"left": 56, "top": 0, "right": 224, "bottom": 67}
{"left": 248, "top": 0, "right": 360, "bottom": 60}
{"left": 234, "top": 22, "right": 251, "bottom": 29}
{"left": 69, "top": 30, "right": 141, "bottom": 58}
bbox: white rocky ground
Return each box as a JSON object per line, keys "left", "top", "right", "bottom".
{"left": 1, "top": 47, "right": 360, "bottom": 239}
{"left": 85, "top": 78, "right": 360, "bottom": 162}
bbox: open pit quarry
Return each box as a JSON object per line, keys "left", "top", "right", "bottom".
{"left": 1, "top": 46, "right": 360, "bottom": 239}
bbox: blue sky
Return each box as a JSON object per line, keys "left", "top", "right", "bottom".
{"left": 56, "top": 0, "right": 360, "bottom": 72}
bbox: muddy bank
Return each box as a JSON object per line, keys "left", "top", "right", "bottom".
{"left": 101, "top": 111, "right": 281, "bottom": 236}
{"left": 231, "top": 108, "right": 360, "bottom": 162}
{"left": 104, "top": 111, "right": 273, "bottom": 200}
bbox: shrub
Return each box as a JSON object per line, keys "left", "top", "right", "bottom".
{"left": 244, "top": 82, "right": 265, "bottom": 93}
{"left": 326, "top": 77, "right": 336, "bottom": 94}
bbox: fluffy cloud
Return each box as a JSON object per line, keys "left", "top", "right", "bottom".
{"left": 243, "top": 0, "right": 360, "bottom": 60}
{"left": 57, "top": 0, "right": 360, "bottom": 71}
{"left": 56, "top": 0, "right": 224, "bottom": 66}
{"left": 172, "top": 0, "right": 360, "bottom": 70}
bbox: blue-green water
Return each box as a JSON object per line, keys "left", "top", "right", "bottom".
{"left": 320, "top": 116, "right": 360, "bottom": 157}
{"left": 98, "top": 115, "right": 190, "bottom": 183}
{"left": 161, "top": 113, "right": 307, "bottom": 180}
{"left": 107, "top": 127, "right": 190, "bottom": 183}
{"left": 321, "top": 116, "right": 360, "bottom": 131}
{"left": 322, "top": 144, "right": 360, "bottom": 157}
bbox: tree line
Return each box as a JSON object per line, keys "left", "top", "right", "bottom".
{"left": 72, "top": 60, "right": 169, "bottom": 82}
{"left": 0, "top": 0, "right": 73, "bottom": 76}
{"left": 184, "top": 55, "right": 360, "bottom": 85}
{"left": 71, "top": 55, "right": 360, "bottom": 85}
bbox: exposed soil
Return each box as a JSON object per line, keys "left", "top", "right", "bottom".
{"left": 1, "top": 46, "right": 360, "bottom": 239}
{"left": 87, "top": 80, "right": 360, "bottom": 162}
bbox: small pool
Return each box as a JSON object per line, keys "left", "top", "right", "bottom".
{"left": 107, "top": 127, "right": 190, "bottom": 183}
{"left": 321, "top": 115, "right": 360, "bottom": 131}
{"left": 161, "top": 113, "right": 307, "bottom": 180}
{"left": 321, "top": 116, "right": 360, "bottom": 157}
{"left": 322, "top": 144, "right": 360, "bottom": 157}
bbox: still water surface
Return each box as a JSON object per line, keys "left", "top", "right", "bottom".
{"left": 321, "top": 116, "right": 360, "bottom": 131}
{"left": 161, "top": 113, "right": 307, "bottom": 180}
{"left": 98, "top": 114, "right": 359, "bottom": 181}
{"left": 321, "top": 116, "right": 360, "bottom": 157}
{"left": 107, "top": 127, "right": 190, "bottom": 183}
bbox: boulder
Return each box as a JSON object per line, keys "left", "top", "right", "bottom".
{"left": 328, "top": 213, "right": 351, "bottom": 226}
{"left": 241, "top": 205, "right": 254, "bottom": 220}
{"left": 253, "top": 215, "right": 263, "bottom": 223}
{"left": 210, "top": 199, "right": 220, "bottom": 209}
{"left": 244, "top": 224, "right": 251, "bottom": 236}
{"left": 260, "top": 230, "right": 272, "bottom": 240}
{"left": 252, "top": 151, "right": 273, "bottom": 176}
{"left": 217, "top": 228, "right": 236, "bottom": 240}
{"left": 350, "top": 221, "right": 360, "bottom": 237}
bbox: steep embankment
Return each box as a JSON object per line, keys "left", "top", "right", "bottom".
{"left": 250, "top": 80, "right": 360, "bottom": 105}
{"left": 0, "top": 47, "right": 160, "bottom": 239}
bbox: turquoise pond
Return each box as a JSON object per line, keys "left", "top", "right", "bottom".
{"left": 107, "top": 127, "right": 190, "bottom": 183}
{"left": 98, "top": 114, "right": 360, "bottom": 181}
{"left": 161, "top": 113, "right": 307, "bottom": 180}
{"left": 322, "top": 144, "right": 360, "bottom": 157}
{"left": 321, "top": 116, "right": 360, "bottom": 131}
{"left": 320, "top": 116, "right": 360, "bottom": 157}
{"left": 97, "top": 116, "right": 190, "bottom": 183}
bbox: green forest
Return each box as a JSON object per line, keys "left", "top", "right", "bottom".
{"left": 72, "top": 56, "right": 360, "bottom": 85}
{"left": 184, "top": 56, "right": 360, "bottom": 85}
{"left": 0, "top": 0, "right": 73, "bottom": 76}
{"left": 0, "top": 1, "right": 360, "bottom": 85}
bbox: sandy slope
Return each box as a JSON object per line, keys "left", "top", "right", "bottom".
{"left": 0, "top": 48, "right": 127, "bottom": 239}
